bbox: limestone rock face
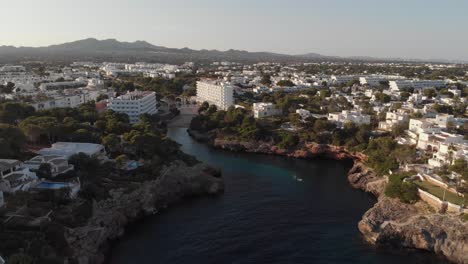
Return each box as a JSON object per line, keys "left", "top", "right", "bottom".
{"left": 212, "top": 139, "right": 364, "bottom": 161}
{"left": 358, "top": 197, "right": 468, "bottom": 264}
{"left": 66, "top": 161, "right": 224, "bottom": 264}
{"left": 347, "top": 162, "right": 386, "bottom": 197}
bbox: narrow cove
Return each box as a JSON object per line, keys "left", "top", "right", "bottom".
{"left": 108, "top": 127, "right": 448, "bottom": 264}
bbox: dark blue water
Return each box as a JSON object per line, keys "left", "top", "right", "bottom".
{"left": 109, "top": 128, "right": 448, "bottom": 264}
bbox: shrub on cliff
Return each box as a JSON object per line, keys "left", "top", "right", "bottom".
{"left": 385, "top": 173, "right": 419, "bottom": 204}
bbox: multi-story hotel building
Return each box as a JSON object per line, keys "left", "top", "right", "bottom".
{"left": 108, "top": 90, "right": 158, "bottom": 123}
{"left": 196, "top": 80, "right": 234, "bottom": 110}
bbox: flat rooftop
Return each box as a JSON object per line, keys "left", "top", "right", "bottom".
{"left": 0, "top": 159, "right": 21, "bottom": 171}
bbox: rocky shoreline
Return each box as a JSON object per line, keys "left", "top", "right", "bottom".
{"left": 66, "top": 160, "right": 224, "bottom": 264}
{"left": 188, "top": 129, "right": 468, "bottom": 264}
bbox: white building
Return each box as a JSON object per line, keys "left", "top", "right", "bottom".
{"left": 29, "top": 88, "right": 103, "bottom": 110}
{"left": 416, "top": 131, "right": 464, "bottom": 151}
{"left": 378, "top": 110, "right": 409, "bottom": 131}
{"left": 0, "top": 167, "right": 38, "bottom": 193}
{"left": 253, "top": 103, "right": 281, "bottom": 118}
{"left": 37, "top": 142, "right": 107, "bottom": 160}
{"left": 196, "top": 80, "right": 234, "bottom": 110}
{"left": 0, "top": 159, "right": 22, "bottom": 178}
{"left": 39, "top": 80, "right": 87, "bottom": 91}
{"left": 432, "top": 114, "right": 455, "bottom": 129}
{"left": 328, "top": 110, "right": 371, "bottom": 126}
{"left": 428, "top": 142, "right": 468, "bottom": 168}
{"left": 23, "top": 155, "right": 74, "bottom": 177}
{"left": 389, "top": 79, "right": 446, "bottom": 91}
{"left": 108, "top": 90, "right": 158, "bottom": 123}
{"left": 296, "top": 109, "right": 311, "bottom": 119}
{"left": 359, "top": 75, "right": 405, "bottom": 86}
{"left": 330, "top": 75, "right": 358, "bottom": 85}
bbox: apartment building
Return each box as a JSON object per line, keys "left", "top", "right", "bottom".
{"left": 108, "top": 90, "right": 158, "bottom": 123}
{"left": 359, "top": 75, "right": 405, "bottom": 86}
{"left": 389, "top": 80, "right": 446, "bottom": 91}
{"left": 196, "top": 80, "right": 234, "bottom": 110}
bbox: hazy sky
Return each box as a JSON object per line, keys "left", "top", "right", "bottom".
{"left": 1, "top": 0, "right": 467, "bottom": 60}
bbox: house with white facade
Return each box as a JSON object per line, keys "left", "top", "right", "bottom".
{"left": 428, "top": 142, "right": 468, "bottom": 168}
{"left": 23, "top": 155, "right": 74, "bottom": 177}
{"left": 108, "top": 90, "right": 158, "bottom": 123}
{"left": 378, "top": 110, "right": 409, "bottom": 131}
{"left": 0, "top": 159, "right": 23, "bottom": 178}
{"left": 328, "top": 110, "right": 371, "bottom": 126}
{"left": 0, "top": 167, "right": 38, "bottom": 193}
{"left": 416, "top": 131, "right": 464, "bottom": 151}
{"left": 253, "top": 103, "right": 281, "bottom": 118}
{"left": 432, "top": 114, "right": 455, "bottom": 129}
{"left": 196, "top": 80, "right": 234, "bottom": 110}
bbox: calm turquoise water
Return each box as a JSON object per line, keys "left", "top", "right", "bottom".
{"left": 108, "top": 128, "right": 448, "bottom": 264}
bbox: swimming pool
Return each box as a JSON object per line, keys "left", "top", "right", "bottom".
{"left": 35, "top": 181, "right": 70, "bottom": 189}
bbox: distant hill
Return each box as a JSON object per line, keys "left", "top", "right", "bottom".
{"left": 44, "top": 38, "right": 165, "bottom": 51}
{"left": 0, "top": 38, "right": 330, "bottom": 64}
{"left": 0, "top": 38, "right": 463, "bottom": 64}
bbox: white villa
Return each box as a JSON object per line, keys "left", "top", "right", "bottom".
{"left": 378, "top": 110, "right": 409, "bottom": 131}
{"left": 428, "top": 142, "right": 468, "bottom": 168}
{"left": 23, "top": 155, "right": 74, "bottom": 177}
{"left": 253, "top": 102, "right": 281, "bottom": 118}
{"left": 328, "top": 110, "right": 371, "bottom": 126}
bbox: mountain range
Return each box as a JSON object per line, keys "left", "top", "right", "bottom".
{"left": 0, "top": 38, "right": 463, "bottom": 64}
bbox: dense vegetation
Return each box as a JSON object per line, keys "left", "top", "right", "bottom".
{"left": 385, "top": 172, "right": 420, "bottom": 204}
{"left": 0, "top": 100, "right": 197, "bottom": 263}
{"left": 106, "top": 72, "right": 197, "bottom": 96}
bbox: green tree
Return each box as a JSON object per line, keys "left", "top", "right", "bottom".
{"left": 37, "top": 163, "right": 53, "bottom": 179}
{"left": 385, "top": 173, "right": 419, "bottom": 204}
{"left": 260, "top": 74, "right": 272, "bottom": 86}
{"left": 423, "top": 88, "right": 437, "bottom": 99}
{"left": 8, "top": 253, "right": 33, "bottom": 264}
{"left": 276, "top": 80, "right": 295, "bottom": 87}
{"left": 198, "top": 101, "right": 209, "bottom": 114}
{"left": 19, "top": 116, "right": 58, "bottom": 143}
{"left": 102, "top": 133, "right": 121, "bottom": 153}
{"left": 0, "top": 124, "right": 26, "bottom": 158}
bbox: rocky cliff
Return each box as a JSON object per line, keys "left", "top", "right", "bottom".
{"left": 189, "top": 130, "right": 468, "bottom": 263}
{"left": 358, "top": 192, "right": 468, "bottom": 264}
{"left": 66, "top": 161, "right": 224, "bottom": 264}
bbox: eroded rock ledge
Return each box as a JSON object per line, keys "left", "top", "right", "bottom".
{"left": 66, "top": 161, "right": 224, "bottom": 264}
{"left": 188, "top": 129, "right": 468, "bottom": 264}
